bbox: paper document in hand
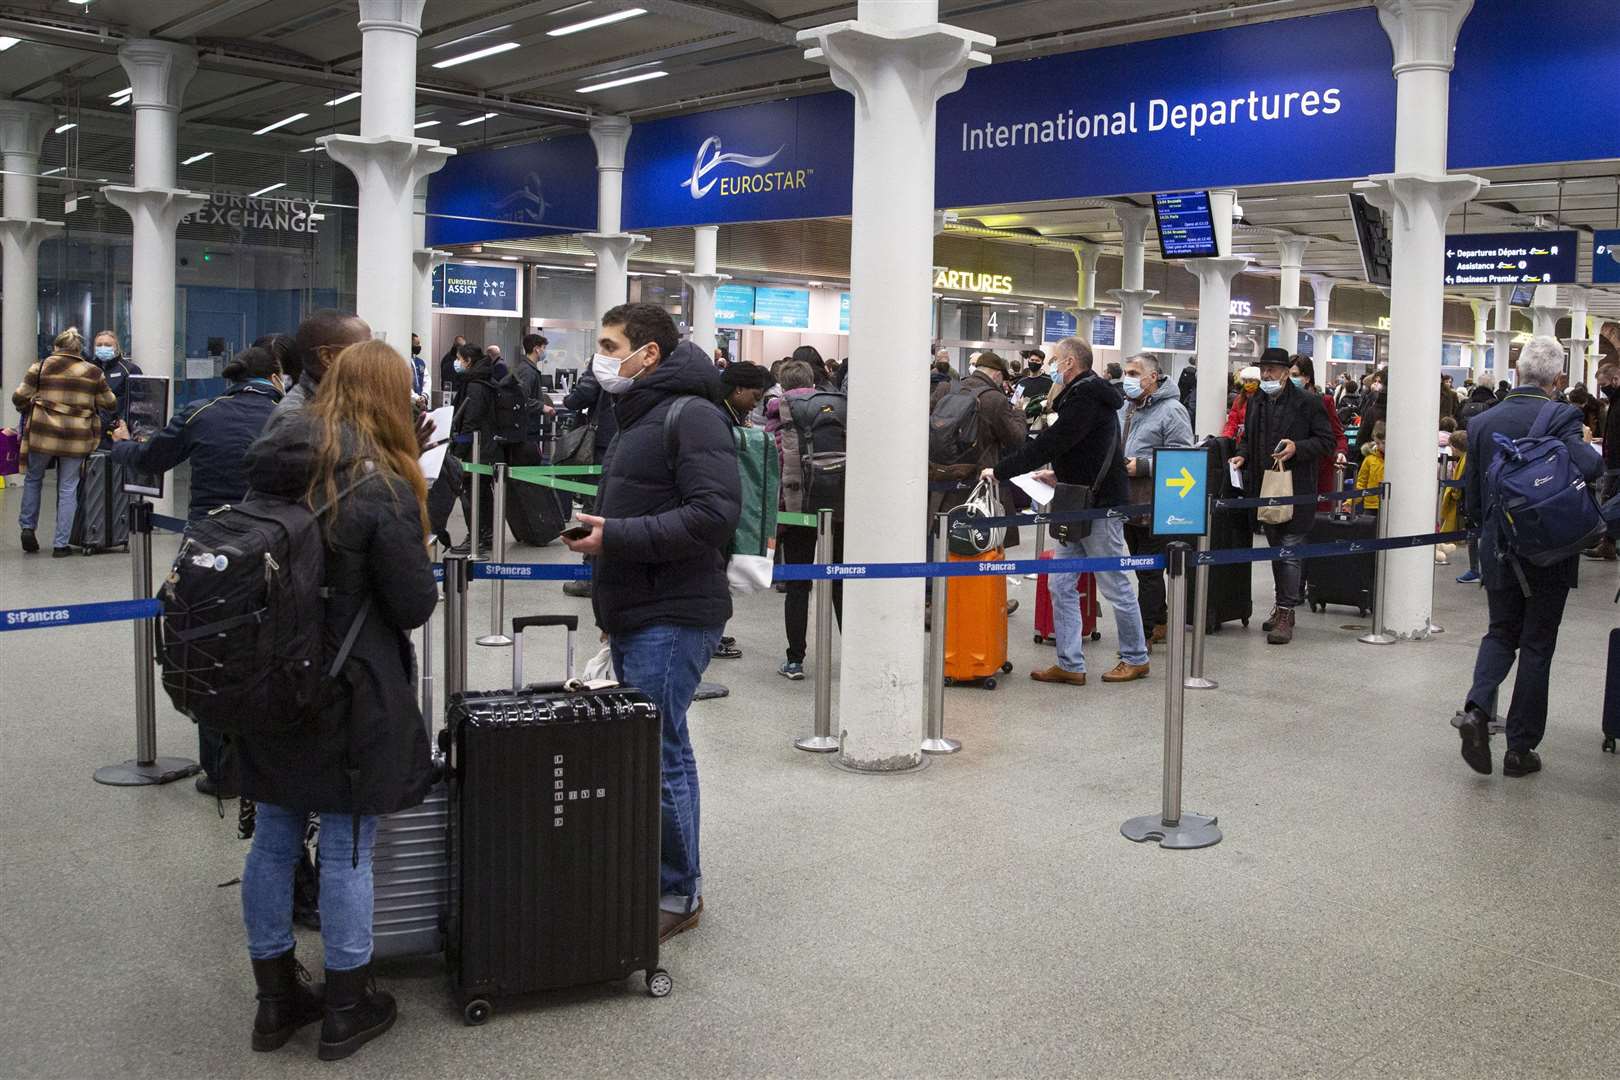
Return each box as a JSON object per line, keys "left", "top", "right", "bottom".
{"left": 419, "top": 405, "right": 454, "bottom": 482}
{"left": 1228, "top": 461, "right": 1243, "bottom": 490}
{"left": 1012, "top": 471, "right": 1055, "bottom": 507}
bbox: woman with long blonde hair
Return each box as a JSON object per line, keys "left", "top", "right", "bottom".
{"left": 235, "top": 339, "right": 437, "bottom": 1062}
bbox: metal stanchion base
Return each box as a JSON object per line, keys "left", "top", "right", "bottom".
{"left": 1427, "top": 622, "right": 1445, "bottom": 635}
{"left": 94, "top": 757, "right": 200, "bottom": 787}
{"left": 794, "top": 735, "right": 840, "bottom": 753}
{"left": 475, "top": 633, "right": 513, "bottom": 647}
{"left": 1184, "top": 676, "right": 1218, "bottom": 691}
{"left": 694, "top": 681, "right": 729, "bottom": 701}
{"left": 1357, "top": 631, "right": 1398, "bottom": 645}
{"left": 920, "top": 737, "right": 962, "bottom": 755}
{"left": 1121, "top": 812, "right": 1222, "bottom": 849}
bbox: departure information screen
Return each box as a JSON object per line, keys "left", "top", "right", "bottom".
{"left": 1152, "top": 191, "right": 1220, "bottom": 259}
{"left": 1443, "top": 230, "right": 1578, "bottom": 285}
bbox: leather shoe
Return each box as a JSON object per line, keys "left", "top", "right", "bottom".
{"left": 1584, "top": 538, "right": 1617, "bottom": 561}
{"left": 658, "top": 899, "right": 702, "bottom": 943}
{"left": 1100, "top": 661, "right": 1151, "bottom": 683}
{"left": 1262, "top": 606, "right": 1281, "bottom": 633}
{"left": 1149, "top": 624, "right": 1167, "bottom": 646}
{"left": 1503, "top": 749, "right": 1542, "bottom": 777}
{"left": 1031, "top": 665, "right": 1085, "bottom": 686}
{"left": 1456, "top": 706, "right": 1492, "bottom": 775}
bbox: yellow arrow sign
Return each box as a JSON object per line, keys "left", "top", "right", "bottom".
{"left": 1166, "top": 466, "right": 1196, "bottom": 498}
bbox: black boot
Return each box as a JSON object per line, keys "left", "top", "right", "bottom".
{"left": 250, "top": 949, "right": 323, "bottom": 1052}
{"left": 317, "top": 962, "right": 396, "bottom": 1061}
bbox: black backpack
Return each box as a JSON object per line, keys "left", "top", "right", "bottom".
{"left": 157, "top": 476, "right": 373, "bottom": 739}
{"left": 928, "top": 383, "right": 988, "bottom": 467}
{"left": 787, "top": 390, "right": 848, "bottom": 518}
{"left": 491, "top": 373, "right": 532, "bottom": 444}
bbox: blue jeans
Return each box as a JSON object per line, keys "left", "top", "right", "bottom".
{"left": 18, "top": 454, "right": 82, "bottom": 549}
{"left": 243, "top": 804, "right": 377, "bottom": 971}
{"left": 612, "top": 622, "right": 721, "bottom": 915}
{"left": 1052, "top": 516, "right": 1148, "bottom": 673}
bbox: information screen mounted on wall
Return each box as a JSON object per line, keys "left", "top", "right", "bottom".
{"left": 1347, "top": 192, "right": 1392, "bottom": 288}
{"left": 433, "top": 263, "right": 522, "bottom": 317}
{"left": 715, "top": 283, "right": 756, "bottom": 324}
{"left": 751, "top": 287, "right": 811, "bottom": 329}
{"left": 1592, "top": 229, "right": 1620, "bottom": 284}
{"left": 1091, "top": 313, "right": 1117, "bottom": 347}
{"left": 1152, "top": 191, "right": 1220, "bottom": 259}
{"left": 1509, "top": 282, "right": 1536, "bottom": 306}
{"left": 1443, "top": 230, "right": 1580, "bottom": 286}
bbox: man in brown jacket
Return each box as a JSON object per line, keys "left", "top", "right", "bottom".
{"left": 9, "top": 327, "right": 116, "bottom": 555}
{"left": 928, "top": 350, "right": 1028, "bottom": 547}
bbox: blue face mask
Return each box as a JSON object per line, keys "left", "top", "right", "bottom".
{"left": 1121, "top": 375, "right": 1144, "bottom": 400}
{"left": 1260, "top": 378, "right": 1283, "bottom": 395}
{"left": 93, "top": 345, "right": 115, "bottom": 362}
{"left": 1290, "top": 375, "right": 1305, "bottom": 389}
{"left": 1050, "top": 367, "right": 1065, "bottom": 388}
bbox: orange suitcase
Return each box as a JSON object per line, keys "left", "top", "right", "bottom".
{"left": 943, "top": 548, "right": 1014, "bottom": 690}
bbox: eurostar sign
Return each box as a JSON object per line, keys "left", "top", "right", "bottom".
{"left": 934, "top": 268, "right": 1014, "bottom": 294}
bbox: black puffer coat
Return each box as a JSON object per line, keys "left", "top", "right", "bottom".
{"left": 593, "top": 342, "right": 740, "bottom": 635}
{"left": 235, "top": 414, "right": 439, "bottom": 815}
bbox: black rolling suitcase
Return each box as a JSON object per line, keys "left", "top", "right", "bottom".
{"left": 70, "top": 450, "right": 131, "bottom": 553}
{"left": 1305, "top": 510, "right": 1377, "bottom": 615}
{"left": 504, "top": 477, "right": 569, "bottom": 546}
{"left": 1186, "top": 437, "right": 1252, "bottom": 631}
{"left": 446, "top": 615, "right": 669, "bottom": 1025}
{"left": 1603, "top": 628, "right": 1619, "bottom": 755}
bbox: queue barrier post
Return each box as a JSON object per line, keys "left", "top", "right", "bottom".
{"left": 1184, "top": 493, "right": 1217, "bottom": 691}
{"left": 1122, "top": 542, "right": 1221, "bottom": 849}
{"left": 921, "top": 511, "right": 960, "bottom": 755}
{"left": 477, "top": 462, "right": 513, "bottom": 647}
{"left": 1358, "top": 481, "right": 1397, "bottom": 645}
{"left": 420, "top": 540, "right": 439, "bottom": 722}
{"left": 94, "top": 499, "right": 200, "bottom": 787}
{"left": 469, "top": 433, "right": 483, "bottom": 564}
{"left": 794, "top": 507, "right": 840, "bottom": 753}
{"left": 443, "top": 554, "right": 470, "bottom": 702}
{"left": 1427, "top": 460, "right": 1448, "bottom": 635}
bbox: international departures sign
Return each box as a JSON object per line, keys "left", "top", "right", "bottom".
{"left": 426, "top": 0, "right": 1620, "bottom": 247}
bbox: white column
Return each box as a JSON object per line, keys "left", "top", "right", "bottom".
{"left": 1186, "top": 189, "right": 1248, "bottom": 438}
{"left": 1528, "top": 283, "right": 1563, "bottom": 340}
{"left": 323, "top": 1, "right": 453, "bottom": 349}
{"left": 799, "top": 2, "right": 991, "bottom": 771}
{"left": 0, "top": 100, "right": 61, "bottom": 429}
{"left": 682, "top": 225, "right": 728, "bottom": 357}
{"left": 1490, "top": 284, "right": 1514, "bottom": 384}
{"left": 1467, "top": 298, "right": 1489, "bottom": 384}
{"left": 1564, "top": 285, "right": 1591, "bottom": 390}
{"left": 101, "top": 41, "right": 209, "bottom": 405}
{"left": 1108, "top": 206, "right": 1157, "bottom": 359}
{"left": 1360, "top": 0, "right": 1484, "bottom": 640}
{"left": 1308, "top": 276, "right": 1334, "bottom": 362}
{"left": 1073, "top": 242, "right": 1102, "bottom": 341}
{"left": 582, "top": 116, "right": 648, "bottom": 321}
{"left": 1268, "top": 236, "right": 1313, "bottom": 355}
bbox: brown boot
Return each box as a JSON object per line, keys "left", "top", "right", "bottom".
{"left": 1584, "top": 538, "right": 1617, "bottom": 561}
{"left": 1262, "top": 606, "right": 1281, "bottom": 633}
{"left": 1150, "top": 624, "right": 1167, "bottom": 646}
{"left": 1101, "top": 661, "right": 1151, "bottom": 683}
{"left": 1266, "top": 607, "right": 1296, "bottom": 645}
{"left": 1031, "top": 665, "right": 1086, "bottom": 686}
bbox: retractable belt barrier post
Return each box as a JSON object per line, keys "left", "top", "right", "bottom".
{"left": 922, "top": 511, "right": 960, "bottom": 755}
{"left": 1122, "top": 542, "right": 1221, "bottom": 850}
{"left": 94, "top": 500, "right": 200, "bottom": 787}
{"left": 469, "top": 432, "right": 483, "bottom": 564}
{"left": 1358, "top": 482, "right": 1397, "bottom": 646}
{"left": 794, "top": 508, "right": 840, "bottom": 753}
{"left": 1185, "top": 510, "right": 1217, "bottom": 691}
{"left": 478, "top": 462, "right": 513, "bottom": 647}
{"left": 420, "top": 540, "right": 439, "bottom": 722}
{"left": 442, "top": 554, "right": 470, "bottom": 701}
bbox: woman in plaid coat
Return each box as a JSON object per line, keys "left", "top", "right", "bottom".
{"left": 9, "top": 327, "right": 116, "bottom": 556}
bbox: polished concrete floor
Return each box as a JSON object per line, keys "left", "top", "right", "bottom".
{"left": 1, "top": 477, "right": 1616, "bottom": 1079}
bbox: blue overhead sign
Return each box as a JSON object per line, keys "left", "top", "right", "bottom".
{"left": 751, "top": 287, "right": 810, "bottom": 329}
{"left": 1151, "top": 448, "right": 1210, "bottom": 537}
{"left": 1593, "top": 230, "right": 1620, "bottom": 285}
{"left": 714, "top": 283, "right": 755, "bottom": 324}
{"left": 425, "top": 134, "right": 596, "bottom": 247}
{"left": 1444, "top": 230, "right": 1579, "bottom": 286}
{"left": 433, "top": 262, "right": 521, "bottom": 316}
{"left": 1043, "top": 308, "right": 1077, "bottom": 341}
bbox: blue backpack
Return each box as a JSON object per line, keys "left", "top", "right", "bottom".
{"left": 1484, "top": 401, "right": 1604, "bottom": 576}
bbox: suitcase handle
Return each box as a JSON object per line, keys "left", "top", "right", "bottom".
{"left": 511, "top": 616, "right": 577, "bottom": 689}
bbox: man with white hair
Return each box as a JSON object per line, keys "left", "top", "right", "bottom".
{"left": 1455, "top": 335, "right": 1605, "bottom": 778}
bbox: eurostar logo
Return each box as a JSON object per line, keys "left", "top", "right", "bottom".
{"left": 681, "top": 136, "right": 807, "bottom": 199}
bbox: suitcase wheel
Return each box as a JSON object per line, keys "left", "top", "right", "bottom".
{"left": 647, "top": 969, "right": 673, "bottom": 998}
{"left": 1603, "top": 737, "right": 1616, "bottom": 754}
{"left": 463, "top": 999, "right": 492, "bottom": 1026}
{"left": 1358, "top": 607, "right": 1368, "bottom": 618}
{"left": 942, "top": 677, "right": 954, "bottom": 687}
{"left": 1240, "top": 618, "right": 1249, "bottom": 627}
{"left": 1090, "top": 632, "right": 1101, "bottom": 642}
{"left": 983, "top": 677, "right": 997, "bottom": 690}
{"left": 1000, "top": 661, "right": 1013, "bottom": 674}
{"left": 1033, "top": 634, "right": 1043, "bottom": 644}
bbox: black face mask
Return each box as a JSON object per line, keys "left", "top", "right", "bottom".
{"left": 1604, "top": 384, "right": 1619, "bottom": 399}
{"left": 411, "top": 345, "right": 421, "bottom": 356}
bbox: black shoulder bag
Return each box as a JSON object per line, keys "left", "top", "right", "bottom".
{"left": 1048, "top": 419, "right": 1118, "bottom": 545}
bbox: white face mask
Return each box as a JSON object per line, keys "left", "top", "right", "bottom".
{"left": 593, "top": 343, "right": 650, "bottom": 395}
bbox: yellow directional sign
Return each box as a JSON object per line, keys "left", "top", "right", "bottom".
{"left": 1166, "top": 466, "right": 1197, "bottom": 498}
{"left": 1151, "top": 448, "right": 1209, "bottom": 536}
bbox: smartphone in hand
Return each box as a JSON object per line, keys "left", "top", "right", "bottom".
{"left": 561, "top": 524, "right": 592, "bottom": 542}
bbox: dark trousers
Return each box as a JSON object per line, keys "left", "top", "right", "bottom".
{"left": 1467, "top": 583, "right": 1570, "bottom": 752}
{"left": 782, "top": 521, "right": 844, "bottom": 663}
{"left": 1124, "top": 521, "right": 1169, "bottom": 631}
{"left": 1261, "top": 523, "right": 1309, "bottom": 609}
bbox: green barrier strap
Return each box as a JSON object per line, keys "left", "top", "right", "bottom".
{"left": 510, "top": 465, "right": 603, "bottom": 477}
{"left": 513, "top": 473, "right": 600, "bottom": 496}
{"left": 777, "top": 511, "right": 817, "bottom": 528}
{"left": 462, "top": 462, "right": 492, "bottom": 476}
{"left": 473, "top": 459, "right": 819, "bottom": 525}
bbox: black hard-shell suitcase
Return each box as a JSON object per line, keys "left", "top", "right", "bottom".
{"left": 70, "top": 450, "right": 130, "bottom": 553}
{"left": 445, "top": 616, "right": 668, "bottom": 1024}
{"left": 1185, "top": 437, "right": 1252, "bottom": 631}
{"left": 1603, "top": 627, "right": 1618, "bottom": 754}
{"left": 1305, "top": 511, "right": 1377, "bottom": 615}
{"left": 505, "top": 479, "right": 569, "bottom": 546}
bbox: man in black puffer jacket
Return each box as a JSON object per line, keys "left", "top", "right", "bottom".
{"left": 564, "top": 303, "right": 739, "bottom": 944}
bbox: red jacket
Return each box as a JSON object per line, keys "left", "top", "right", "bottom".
{"left": 1221, "top": 393, "right": 1250, "bottom": 439}
{"left": 1316, "top": 390, "right": 1348, "bottom": 505}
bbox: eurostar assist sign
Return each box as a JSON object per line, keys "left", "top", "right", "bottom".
{"left": 1443, "top": 231, "right": 1579, "bottom": 286}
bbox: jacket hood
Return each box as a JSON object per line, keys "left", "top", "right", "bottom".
{"left": 1143, "top": 379, "right": 1180, "bottom": 407}
{"left": 615, "top": 341, "right": 724, "bottom": 428}
{"left": 1061, "top": 369, "right": 1124, "bottom": 412}
{"left": 244, "top": 412, "right": 362, "bottom": 500}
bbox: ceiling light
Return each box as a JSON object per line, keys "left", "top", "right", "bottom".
{"left": 253, "top": 112, "right": 308, "bottom": 135}
{"left": 181, "top": 152, "right": 212, "bottom": 165}
{"left": 414, "top": 119, "right": 440, "bottom": 129}
{"left": 549, "top": 7, "right": 646, "bottom": 36}
{"left": 432, "top": 41, "right": 520, "bottom": 68}
{"left": 109, "top": 86, "right": 131, "bottom": 98}
{"left": 41, "top": 167, "right": 65, "bottom": 176}
{"left": 324, "top": 91, "right": 361, "bottom": 107}
{"left": 577, "top": 70, "right": 667, "bottom": 94}
{"left": 665, "top": 269, "right": 681, "bottom": 275}
{"left": 111, "top": 94, "right": 131, "bottom": 107}
{"left": 54, "top": 122, "right": 76, "bottom": 134}
{"left": 434, "top": 25, "right": 512, "bottom": 50}
{"left": 0, "top": 37, "right": 20, "bottom": 51}
{"left": 500, "top": 255, "right": 520, "bottom": 261}
{"left": 249, "top": 182, "right": 286, "bottom": 198}
{"left": 298, "top": 145, "right": 322, "bottom": 153}
{"left": 458, "top": 112, "right": 499, "bottom": 127}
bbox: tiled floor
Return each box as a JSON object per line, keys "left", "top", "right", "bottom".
{"left": 1, "top": 480, "right": 1615, "bottom": 1078}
